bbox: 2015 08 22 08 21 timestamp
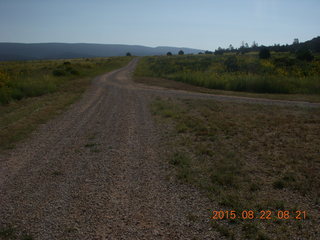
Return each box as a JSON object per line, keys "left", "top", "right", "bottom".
{"left": 211, "top": 210, "right": 307, "bottom": 220}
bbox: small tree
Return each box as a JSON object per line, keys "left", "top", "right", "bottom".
{"left": 259, "top": 48, "right": 271, "bottom": 59}
{"left": 293, "top": 38, "right": 299, "bottom": 45}
{"left": 214, "top": 47, "right": 224, "bottom": 55}
{"left": 252, "top": 41, "right": 258, "bottom": 47}
{"left": 178, "top": 50, "right": 184, "bottom": 55}
{"left": 126, "top": 52, "right": 132, "bottom": 56}
{"left": 167, "top": 52, "right": 172, "bottom": 56}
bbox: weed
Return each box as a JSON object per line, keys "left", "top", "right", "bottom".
{"left": 170, "top": 152, "right": 190, "bottom": 166}
{"left": 175, "top": 122, "right": 189, "bottom": 133}
{"left": 52, "top": 170, "right": 63, "bottom": 176}
{"left": 0, "top": 226, "right": 15, "bottom": 238}
{"left": 21, "top": 234, "right": 34, "bottom": 240}
{"left": 273, "top": 179, "right": 285, "bottom": 189}
{"left": 84, "top": 143, "right": 97, "bottom": 148}
{"left": 212, "top": 222, "right": 235, "bottom": 239}
{"left": 90, "top": 148, "right": 101, "bottom": 153}
{"left": 249, "top": 183, "right": 261, "bottom": 192}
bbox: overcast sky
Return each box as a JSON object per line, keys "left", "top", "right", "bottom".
{"left": 0, "top": 0, "right": 319, "bottom": 50}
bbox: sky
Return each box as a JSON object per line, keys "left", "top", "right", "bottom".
{"left": 0, "top": 0, "right": 319, "bottom": 50}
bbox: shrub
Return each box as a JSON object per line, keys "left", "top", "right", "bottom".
{"left": 296, "top": 49, "right": 314, "bottom": 61}
{"left": 178, "top": 50, "right": 184, "bottom": 55}
{"left": 0, "top": 86, "right": 12, "bottom": 104}
{"left": 52, "top": 69, "right": 66, "bottom": 76}
{"left": 259, "top": 48, "right": 271, "bottom": 59}
{"left": 69, "top": 69, "right": 79, "bottom": 75}
{"left": 167, "top": 52, "right": 172, "bottom": 56}
{"left": 126, "top": 52, "right": 132, "bottom": 56}
{"left": 224, "top": 56, "right": 238, "bottom": 72}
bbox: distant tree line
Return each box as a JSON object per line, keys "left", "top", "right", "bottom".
{"left": 150, "top": 36, "right": 319, "bottom": 60}
{"left": 210, "top": 37, "right": 319, "bottom": 59}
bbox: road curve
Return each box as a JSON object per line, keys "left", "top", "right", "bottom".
{"left": 0, "top": 59, "right": 219, "bottom": 239}
{"left": 0, "top": 59, "right": 318, "bottom": 240}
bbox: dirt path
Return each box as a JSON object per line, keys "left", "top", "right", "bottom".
{"left": 1, "top": 59, "right": 318, "bottom": 240}
{"left": 0, "top": 59, "right": 220, "bottom": 239}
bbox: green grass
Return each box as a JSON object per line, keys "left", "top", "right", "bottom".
{"left": 135, "top": 53, "right": 320, "bottom": 95}
{"left": 0, "top": 225, "right": 34, "bottom": 240}
{"left": 0, "top": 57, "right": 132, "bottom": 104}
{"left": 0, "top": 226, "right": 15, "bottom": 238}
{"left": 0, "top": 57, "right": 132, "bottom": 149}
{"left": 151, "top": 97, "right": 320, "bottom": 239}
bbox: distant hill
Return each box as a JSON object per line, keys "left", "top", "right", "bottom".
{"left": 0, "top": 43, "right": 203, "bottom": 61}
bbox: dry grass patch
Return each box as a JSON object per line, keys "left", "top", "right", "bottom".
{"left": 151, "top": 97, "right": 320, "bottom": 239}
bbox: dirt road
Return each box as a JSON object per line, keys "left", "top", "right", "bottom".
{"left": 0, "top": 59, "right": 318, "bottom": 239}
{"left": 1, "top": 59, "right": 220, "bottom": 239}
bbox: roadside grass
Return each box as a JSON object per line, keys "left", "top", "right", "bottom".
{"left": 151, "top": 97, "right": 320, "bottom": 239}
{"left": 0, "top": 225, "right": 33, "bottom": 240}
{"left": 0, "top": 57, "right": 132, "bottom": 149}
{"left": 134, "top": 54, "right": 320, "bottom": 102}
{"left": 0, "top": 57, "right": 132, "bottom": 104}
{"left": 0, "top": 226, "right": 15, "bottom": 239}
{"left": 135, "top": 76, "right": 320, "bottom": 103}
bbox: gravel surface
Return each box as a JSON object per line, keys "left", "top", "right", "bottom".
{"left": 0, "top": 59, "right": 220, "bottom": 240}
{"left": 1, "top": 59, "right": 318, "bottom": 240}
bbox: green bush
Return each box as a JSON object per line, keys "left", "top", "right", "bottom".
{"left": 259, "top": 48, "right": 271, "bottom": 59}
{"left": 224, "top": 56, "right": 239, "bottom": 72}
{"left": 52, "top": 69, "right": 67, "bottom": 76}
{"left": 296, "top": 49, "right": 314, "bottom": 61}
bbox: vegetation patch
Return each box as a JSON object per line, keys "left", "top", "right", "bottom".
{"left": 0, "top": 226, "right": 33, "bottom": 240}
{"left": 151, "top": 97, "right": 320, "bottom": 239}
{"left": 0, "top": 57, "right": 132, "bottom": 149}
{"left": 135, "top": 53, "right": 320, "bottom": 96}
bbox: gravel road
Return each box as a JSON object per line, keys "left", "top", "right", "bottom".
{"left": 0, "top": 59, "right": 318, "bottom": 240}
{"left": 0, "top": 59, "right": 220, "bottom": 240}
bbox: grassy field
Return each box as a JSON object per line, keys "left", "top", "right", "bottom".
{"left": 151, "top": 97, "right": 320, "bottom": 239}
{"left": 0, "top": 57, "right": 132, "bottom": 149}
{"left": 134, "top": 53, "right": 320, "bottom": 99}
